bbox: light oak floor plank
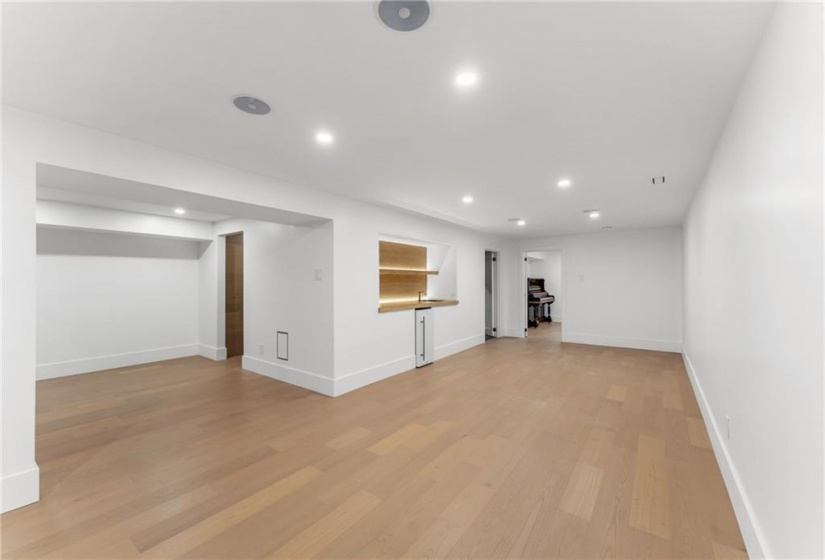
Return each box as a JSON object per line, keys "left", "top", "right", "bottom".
{"left": 0, "top": 323, "right": 745, "bottom": 559}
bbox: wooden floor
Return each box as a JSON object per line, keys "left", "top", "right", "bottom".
{"left": 1, "top": 323, "right": 747, "bottom": 559}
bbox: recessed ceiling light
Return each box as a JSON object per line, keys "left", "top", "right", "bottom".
{"left": 315, "top": 130, "right": 335, "bottom": 146}
{"left": 517, "top": 219, "right": 526, "bottom": 226}
{"left": 557, "top": 178, "right": 572, "bottom": 188}
{"left": 455, "top": 71, "right": 479, "bottom": 88}
{"left": 585, "top": 210, "right": 600, "bottom": 219}
{"left": 462, "top": 195, "right": 474, "bottom": 204}
{"left": 174, "top": 208, "right": 186, "bottom": 215}
{"left": 232, "top": 95, "right": 270, "bottom": 115}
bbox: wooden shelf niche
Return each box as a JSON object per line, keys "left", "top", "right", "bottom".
{"left": 378, "top": 239, "right": 459, "bottom": 312}
{"left": 379, "top": 240, "right": 431, "bottom": 304}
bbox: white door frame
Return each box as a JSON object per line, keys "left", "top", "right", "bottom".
{"left": 521, "top": 246, "right": 565, "bottom": 340}
{"left": 485, "top": 249, "right": 500, "bottom": 338}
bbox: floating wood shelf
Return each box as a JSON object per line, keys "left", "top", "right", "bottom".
{"left": 379, "top": 268, "right": 439, "bottom": 275}
{"left": 378, "top": 299, "right": 459, "bottom": 313}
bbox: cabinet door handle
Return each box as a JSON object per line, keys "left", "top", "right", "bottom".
{"left": 421, "top": 317, "right": 426, "bottom": 359}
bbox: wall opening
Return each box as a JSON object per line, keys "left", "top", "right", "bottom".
{"left": 224, "top": 232, "right": 244, "bottom": 358}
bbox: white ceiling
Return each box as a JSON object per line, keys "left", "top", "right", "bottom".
{"left": 3, "top": 2, "right": 773, "bottom": 236}
{"left": 36, "top": 164, "right": 330, "bottom": 227}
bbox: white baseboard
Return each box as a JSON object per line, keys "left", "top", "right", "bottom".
{"left": 682, "top": 348, "right": 768, "bottom": 559}
{"left": 334, "top": 334, "right": 486, "bottom": 397}
{"left": 564, "top": 332, "right": 681, "bottom": 353}
{"left": 242, "top": 356, "right": 334, "bottom": 397}
{"left": 36, "top": 344, "right": 199, "bottom": 380}
{"left": 1, "top": 465, "right": 40, "bottom": 513}
{"left": 334, "top": 355, "right": 416, "bottom": 397}
{"left": 434, "top": 334, "right": 485, "bottom": 361}
{"left": 502, "top": 326, "right": 526, "bottom": 338}
{"left": 198, "top": 344, "right": 227, "bottom": 361}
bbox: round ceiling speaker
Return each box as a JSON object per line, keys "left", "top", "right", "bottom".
{"left": 378, "top": 0, "right": 430, "bottom": 32}
{"left": 232, "top": 95, "right": 271, "bottom": 115}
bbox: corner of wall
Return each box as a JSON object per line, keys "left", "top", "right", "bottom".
{"left": 241, "top": 355, "right": 335, "bottom": 397}
{"left": 197, "top": 344, "right": 227, "bottom": 361}
{"left": 1, "top": 465, "right": 40, "bottom": 514}
{"left": 681, "top": 347, "right": 770, "bottom": 559}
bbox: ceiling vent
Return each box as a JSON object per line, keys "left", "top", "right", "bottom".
{"left": 378, "top": 0, "right": 430, "bottom": 32}
{"left": 652, "top": 176, "right": 666, "bottom": 185}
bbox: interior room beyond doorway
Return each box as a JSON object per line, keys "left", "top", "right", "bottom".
{"left": 526, "top": 250, "right": 562, "bottom": 335}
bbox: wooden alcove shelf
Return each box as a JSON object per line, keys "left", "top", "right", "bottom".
{"left": 379, "top": 268, "right": 439, "bottom": 275}
{"left": 378, "top": 299, "right": 459, "bottom": 313}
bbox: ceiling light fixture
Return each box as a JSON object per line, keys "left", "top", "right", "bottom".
{"left": 585, "top": 209, "right": 600, "bottom": 219}
{"left": 517, "top": 219, "right": 527, "bottom": 226}
{"left": 557, "top": 178, "right": 572, "bottom": 188}
{"left": 455, "top": 71, "right": 479, "bottom": 88}
{"left": 232, "top": 95, "right": 271, "bottom": 115}
{"left": 174, "top": 208, "right": 186, "bottom": 215}
{"left": 462, "top": 195, "right": 474, "bottom": 204}
{"left": 315, "top": 130, "right": 335, "bottom": 146}
{"left": 378, "top": 0, "right": 430, "bottom": 32}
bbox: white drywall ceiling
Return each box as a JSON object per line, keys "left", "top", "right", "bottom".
{"left": 3, "top": 2, "right": 773, "bottom": 236}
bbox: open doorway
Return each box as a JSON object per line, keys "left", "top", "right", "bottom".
{"left": 485, "top": 250, "right": 499, "bottom": 340}
{"left": 224, "top": 232, "right": 244, "bottom": 358}
{"left": 524, "top": 249, "right": 563, "bottom": 340}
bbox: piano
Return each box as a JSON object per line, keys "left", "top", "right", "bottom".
{"left": 527, "top": 278, "right": 555, "bottom": 328}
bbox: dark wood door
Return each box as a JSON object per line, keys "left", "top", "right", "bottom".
{"left": 225, "top": 233, "right": 244, "bottom": 358}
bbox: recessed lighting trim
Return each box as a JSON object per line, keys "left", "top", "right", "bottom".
{"left": 315, "top": 130, "right": 335, "bottom": 146}
{"left": 455, "top": 71, "right": 479, "bottom": 88}
{"left": 557, "top": 178, "right": 572, "bottom": 188}
{"left": 462, "top": 195, "right": 474, "bottom": 204}
{"left": 232, "top": 95, "right": 270, "bottom": 115}
{"left": 587, "top": 210, "right": 600, "bottom": 219}
{"left": 516, "top": 219, "right": 527, "bottom": 226}
{"left": 174, "top": 208, "right": 186, "bottom": 215}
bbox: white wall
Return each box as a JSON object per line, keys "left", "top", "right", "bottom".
{"left": 36, "top": 228, "right": 201, "bottom": 379}
{"left": 527, "top": 251, "right": 563, "bottom": 321}
{"left": 682, "top": 4, "right": 823, "bottom": 558}
{"left": 507, "top": 227, "right": 683, "bottom": 351}
{"left": 208, "top": 219, "right": 335, "bottom": 395}
{"left": 1, "top": 106, "right": 498, "bottom": 511}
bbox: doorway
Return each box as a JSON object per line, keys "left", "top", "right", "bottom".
{"left": 485, "top": 250, "right": 499, "bottom": 339}
{"left": 225, "top": 232, "right": 244, "bottom": 358}
{"left": 523, "top": 248, "right": 563, "bottom": 340}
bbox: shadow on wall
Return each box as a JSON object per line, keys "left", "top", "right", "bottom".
{"left": 37, "top": 227, "right": 206, "bottom": 259}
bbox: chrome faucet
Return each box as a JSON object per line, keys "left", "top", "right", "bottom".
{"left": 418, "top": 291, "right": 426, "bottom": 303}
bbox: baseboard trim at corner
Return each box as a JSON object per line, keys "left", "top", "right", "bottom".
{"left": 334, "top": 356, "right": 416, "bottom": 397}
{"left": 242, "top": 356, "right": 334, "bottom": 397}
{"left": 36, "top": 344, "right": 200, "bottom": 380}
{"left": 434, "top": 334, "right": 485, "bottom": 361}
{"left": 1, "top": 465, "right": 40, "bottom": 513}
{"left": 682, "top": 348, "right": 769, "bottom": 559}
{"left": 564, "top": 332, "right": 681, "bottom": 353}
{"left": 198, "top": 344, "right": 227, "bottom": 361}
